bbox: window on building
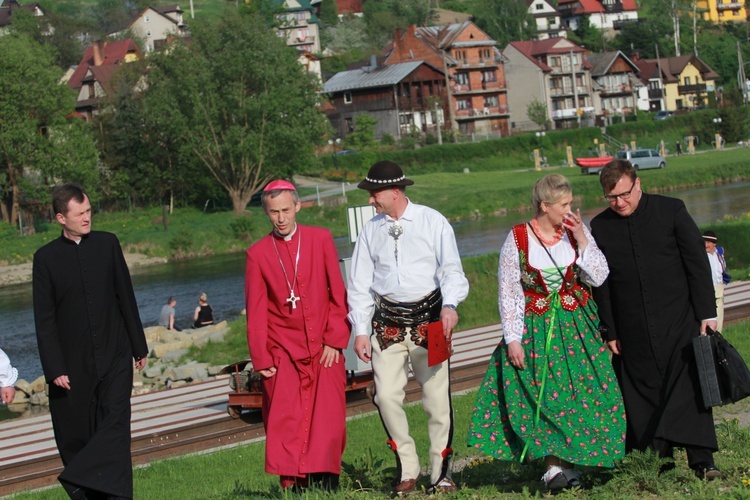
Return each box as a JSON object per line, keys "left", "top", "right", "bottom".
{"left": 479, "top": 48, "right": 492, "bottom": 61}
{"left": 344, "top": 92, "right": 352, "bottom": 104}
{"left": 482, "top": 70, "right": 497, "bottom": 82}
{"left": 684, "top": 76, "right": 691, "bottom": 85}
{"left": 456, "top": 98, "right": 471, "bottom": 110}
{"left": 454, "top": 50, "right": 467, "bottom": 62}
{"left": 145, "top": 15, "right": 150, "bottom": 23}
{"left": 146, "top": 30, "right": 151, "bottom": 37}
{"left": 547, "top": 17, "right": 556, "bottom": 28}
{"left": 345, "top": 117, "right": 354, "bottom": 132}
{"left": 484, "top": 96, "right": 499, "bottom": 108}
{"left": 536, "top": 3, "right": 544, "bottom": 9}
{"left": 454, "top": 73, "right": 470, "bottom": 86}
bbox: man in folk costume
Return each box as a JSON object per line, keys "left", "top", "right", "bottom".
{"left": 33, "top": 183, "right": 148, "bottom": 499}
{"left": 348, "top": 161, "right": 470, "bottom": 495}
{"left": 703, "top": 230, "right": 729, "bottom": 332}
{"left": 591, "top": 160, "right": 721, "bottom": 479}
{"left": 245, "top": 180, "right": 350, "bottom": 491}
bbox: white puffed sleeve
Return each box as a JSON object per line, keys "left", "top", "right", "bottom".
{"left": 498, "top": 232, "right": 525, "bottom": 344}
{"left": 575, "top": 224, "right": 609, "bottom": 287}
{"left": 0, "top": 348, "right": 18, "bottom": 388}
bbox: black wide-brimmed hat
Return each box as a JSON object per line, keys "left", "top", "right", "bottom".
{"left": 357, "top": 161, "right": 414, "bottom": 190}
{"left": 703, "top": 230, "right": 718, "bottom": 243}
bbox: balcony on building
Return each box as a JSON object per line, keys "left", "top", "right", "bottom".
{"left": 716, "top": 1, "right": 743, "bottom": 11}
{"left": 678, "top": 83, "right": 707, "bottom": 95}
{"left": 613, "top": 18, "right": 640, "bottom": 29}
{"left": 454, "top": 104, "right": 509, "bottom": 120}
{"left": 648, "top": 88, "right": 664, "bottom": 99}
{"left": 600, "top": 83, "right": 633, "bottom": 95}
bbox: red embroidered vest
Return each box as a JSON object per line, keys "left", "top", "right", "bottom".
{"left": 512, "top": 224, "right": 591, "bottom": 315}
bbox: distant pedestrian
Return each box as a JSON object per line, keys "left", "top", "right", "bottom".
{"left": 33, "top": 183, "right": 148, "bottom": 498}
{"left": 159, "top": 297, "right": 177, "bottom": 330}
{"left": 0, "top": 347, "right": 17, "bottom": 405}
{"left": 675, "top": 140, "right": 683, "bottom": 156}
{"left": 193, "top": 293, "right": 214, "bottom": 329}
{"left": 703, "top": 231, "right": 730, "bottom": 332}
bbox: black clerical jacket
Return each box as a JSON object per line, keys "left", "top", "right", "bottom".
{"left": 592, "top": 193, "right": 717, "bottom": 451}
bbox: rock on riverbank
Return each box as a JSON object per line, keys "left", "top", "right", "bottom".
{"left": 7, "top": 321, "right": 235, "bottom": 416}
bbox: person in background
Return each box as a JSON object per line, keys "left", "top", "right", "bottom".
{"left": 0, "top": 347, "right": 18, "bottom": 405}
{"left": 159, "top": 297, "right": 177, "bottom": 331}
{"left": 703, "top": 231, "right": 730, "bottom": 332}
{"left": 245, "top": 180, "right": 350, "bottom": 491}
{"left": 591, "top": 160, "right": 720, "bottom": 480}
{"left": 33, "top": 183, "right": 148, "bottom": 499}
{"left": 468, "top": 174, "right": 625, "bottom": 493}
{"left": 348, "top": 161, "right": 470, "bottom": 495}
{"left": 193, "top": 293, "right": 214, "bottom": 329}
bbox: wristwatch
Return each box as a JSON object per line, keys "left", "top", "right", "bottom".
{"left": 443, "top": 304, "right": 457, "bottom": 310}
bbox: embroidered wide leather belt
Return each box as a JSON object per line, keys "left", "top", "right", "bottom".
{"left": 373, "top": 289, "right": 442, "bottom": 350}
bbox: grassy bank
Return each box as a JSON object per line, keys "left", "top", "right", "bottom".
{"left": 0, "top": 148, "right": 747, "bottom": 271}
{"left": 15, "top": 321, "right": 750, "bottom": 499}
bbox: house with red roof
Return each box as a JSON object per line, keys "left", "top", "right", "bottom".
{"left": 503, "top": 38, "right": 596, "bottom": 130}
{"left": 632, "top": 54, "right": 720, "bottom": 112}
{"left": 385, "top": 22, "right": 509, "bottom": 137}
{"left": 67, "top": 39, "right": 142, "bottom": 121}
{"left": 586, "top": 51, "right": 642, "bottom": 122}
{"left": 557, "top": 0, "right": 639, "bottom": 35}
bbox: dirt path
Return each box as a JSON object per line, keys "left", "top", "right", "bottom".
{"left": 0, "top": 253, "right": 168, "bottom": 287}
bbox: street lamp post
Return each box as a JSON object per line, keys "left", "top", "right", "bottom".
{"left": 534, "top": 131, "right": 546, "bottom": 170}
{"left": 328, "top": 138, "right": 342, "bottom": 167}
{"left": 712, "top": 117, "right": 723, "bottom": 149}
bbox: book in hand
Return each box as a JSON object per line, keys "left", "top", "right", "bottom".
{"left": 427, "top": 320, "right": 452, "bottom": 367}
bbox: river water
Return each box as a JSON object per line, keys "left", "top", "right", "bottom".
{"left": 3, "top": 182, "right": 750, "bottom": 381}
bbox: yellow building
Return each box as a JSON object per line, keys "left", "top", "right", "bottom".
{"left": 696, "top": 0, "right": 747, "bottom": 22}
{"left": 635, "top": 54, "right": 719, "bottom": 111}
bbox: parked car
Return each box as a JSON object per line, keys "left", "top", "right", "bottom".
{"left": 654, "top": 110, "right": 673, "bottom": 120}
{"left": 614, "top": 149, "right": 667, "bottom": 171}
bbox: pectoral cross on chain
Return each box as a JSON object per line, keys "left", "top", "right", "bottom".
{"left": 286, "top": 290, "right": 300, "bottom": 309}
{"left": 388, "top": 222, "right": 403, "bottom": 263}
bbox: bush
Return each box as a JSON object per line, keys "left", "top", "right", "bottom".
{"left": 229, "top": 216, "right": 254, "bottom": 242}
{"left": 169, "top": 230, "right": 194, "bottom": 254}
{"left": 380, "top": 133, "right": 395, "bottom": 145}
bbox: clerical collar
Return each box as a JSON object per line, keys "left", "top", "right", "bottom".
{"left": 273, "top": 224, "right": 298, "bottom": 241}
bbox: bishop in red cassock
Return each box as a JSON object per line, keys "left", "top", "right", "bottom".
{"left": 245, "top": 180, "right": 350, "bottom": 491}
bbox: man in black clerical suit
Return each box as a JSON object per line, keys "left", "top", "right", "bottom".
{"left": 33, "top": 184, "right": 148, "bottom": 499}
{"left": 591, "top": 160, "right": 721, "bottom": 480}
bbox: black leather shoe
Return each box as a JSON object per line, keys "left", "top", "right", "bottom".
{"left": 695, "top": 464, "right": 722, "bottom": 480}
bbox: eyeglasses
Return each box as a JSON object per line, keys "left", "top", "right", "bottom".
{"left": 603, "top": 181, "right": 636, "bottom": 203}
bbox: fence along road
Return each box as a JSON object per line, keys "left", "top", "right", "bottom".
{"left": 1, "top": 281, "right": 749, "bottom": 496}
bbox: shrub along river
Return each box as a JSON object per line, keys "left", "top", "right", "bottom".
{"left": 3, "top": 182, "right": 750, "bottom": 381}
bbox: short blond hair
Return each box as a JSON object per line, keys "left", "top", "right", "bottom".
{"left": 532, "top": 174, "right": 572, "bottom": 215}
{"left": 199, "top": 293, "right": 208, "bottom": 303}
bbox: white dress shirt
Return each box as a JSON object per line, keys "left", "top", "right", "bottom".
{"left": 706, "top": 251, "right": 723, "bottom": 286}
{"left": 499, "top": 224, "right": 609, "bottom": 344}
{"left": 347, "top": 200, "right": 470, "bottom": 336}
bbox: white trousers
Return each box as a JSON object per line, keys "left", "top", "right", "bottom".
{"left": 371, "top": 334, "right": 453, "bottom": 485}
{"left": 714, "top": 284, "right": 725, "bottom": 332}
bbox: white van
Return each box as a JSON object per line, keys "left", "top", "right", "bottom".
{"left": 614, "top": 149, "right": 667, "bottom": 171}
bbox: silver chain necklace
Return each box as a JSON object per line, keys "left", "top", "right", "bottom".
{"left": 272, "top": 229, "right": 301, "bottom": 309}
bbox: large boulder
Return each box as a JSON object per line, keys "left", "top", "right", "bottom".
{"left": 161, "top": 348, "right": 190, "bottom": 364}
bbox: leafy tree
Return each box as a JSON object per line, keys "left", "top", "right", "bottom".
{"left": 363, "top": 0, "right": 434, "bottom": 47}
{"left": 9, "top": 8, "right": 89, "bottom": 69}
{"left": 613, "top": 18, "right": 673, "bottom": 59}
{"left": 569, "top": 17, "right": 609, "bottom": 52}
{"left": 0, "top": 33, "right": 97, "bottom": 227}
{"left": 319, "top": 0, "right": 340, "bottom": 27}
{"left": 143, "top": 9, "right": 329, "bottom": 214}
{"left": 471, "top": 0, "right": 536, "bottom": 48}
{"left": 527, "top": 99, "right": 550, "bottom": 130}
{"left": 345, "top": 114, "right": 378, "bottom": 150}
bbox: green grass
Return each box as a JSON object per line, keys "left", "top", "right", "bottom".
{"left": 14, "top": 321, "right": 750, "bottom": 499}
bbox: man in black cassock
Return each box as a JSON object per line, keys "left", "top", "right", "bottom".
{"left": 591, "top": 160, "right": 720, "bottom": 480}
{"left": 33, "top": 184, "right": 148, "bottom": 499}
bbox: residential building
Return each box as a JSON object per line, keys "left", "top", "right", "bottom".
{"left": 124, "top": 5, "right": 187, "bottom": 53}
{"left": 0, "top": 0, "right": 46, "bottom": 35}
{"left": 633, "top": 54, "right": 719, "bottom": 111}
{"left": 503, "top": 38, "right": 596, "bottom": 131}
{"left": 526, "top": 0, "right": 566, "bottom": 40}
{"left": 587, "top": 50, "right": 642, "bottom": 122}
{"left": 67, "top": 39, "right": 142, "bottom": 121}
{"left": 322, "top": 59, "right": 448, "bottom": 140}
{"left": 385, "top": 22, "right": 509, "bottom": 137}
{"left": 695, "top": 0, "right": 747, "bottom": 23}
{"left": 557, "top": 0, "right": 639, "bottom": 35}
{"left": 275, "top": 0, "right": 322, "bottom": 79}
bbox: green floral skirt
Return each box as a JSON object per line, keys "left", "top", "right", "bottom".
{"left": 467, "top": 303, "right": 626, "bottom": 467}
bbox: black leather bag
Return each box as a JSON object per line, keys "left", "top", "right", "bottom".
{"left": 693, "top": 328, "right": 750, "bottom": 408}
